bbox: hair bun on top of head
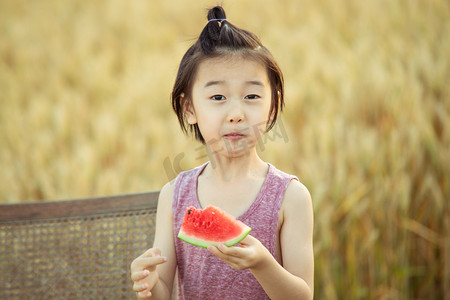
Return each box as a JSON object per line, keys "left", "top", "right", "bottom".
{"left": 207, "top": 5, "right": 227, "bottom": 22}
{"left": 199, "top": 6, "right": 226, "bottom": 54}
{"left": 198, "top": 6, "right": 262, "bottom": 55}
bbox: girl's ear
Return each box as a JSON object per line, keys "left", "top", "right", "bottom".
{"left": 181, "top": 93, "right": 197, "bottom": 125}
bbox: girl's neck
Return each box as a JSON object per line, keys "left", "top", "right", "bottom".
{"left": 204, "top": 148, "right": 267, "bottom": 183}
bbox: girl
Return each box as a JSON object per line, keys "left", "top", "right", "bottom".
{"left": 130, "top": 6, "right": 314, "bottom": 300}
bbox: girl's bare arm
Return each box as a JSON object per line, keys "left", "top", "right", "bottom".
{"left": 131, "top": 182, "right": 177, "bottom": 299}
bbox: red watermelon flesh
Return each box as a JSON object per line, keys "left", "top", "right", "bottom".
{"left": 177, "top": 206, "right": 251, "bottom": 248}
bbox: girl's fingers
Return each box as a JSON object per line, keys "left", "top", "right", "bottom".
{"left": 207, "top": 245, "right": 219, "bottom": 255}
{"left": 149, "top": 248, "right": 162, "bottom": 257}
{"left": 217, "top": 243, "right": 246, "bottom": 258}
{"left": 131, "top": 248, "right": 164, "bottom": 273}
{"left": 133, "top": 255, "right": 167, "bottom": 272}
{"left": 140, "top": 247, "right": 161, "bottom": 258}
{"left": 132, "top": 281, "right": 149, "bottom": 292}
{"left": 208, "top": 245, "right": 226, "bottom": 260}
{"left": 208, "top": 244, "right": 239, "bottom": 260}
{"left": 207, "top": 245, "right": 245, "bottom": 270}
{"left": 141, "top": 256, "right": 167, "bottom": 271}
{"left": 137, "top": 290, "right": 152, "bottom": 299}
{"left": 239, "top": 235, "right": 256, "bottom": 245}
{"left": 131, "top": 269, "right": 150, "bottom": 282}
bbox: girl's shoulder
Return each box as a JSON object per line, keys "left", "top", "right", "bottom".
{"left": 282, "top": 178, "right": 313, "bottom": 223}
{"left": 285, "top": 179, "right": 311, "bottom": 203}
{"left": 158, "top": 180, "right": 176, "bottom": 208}
{"left": 268, "top": 164, "right": 312, "bottom": 212}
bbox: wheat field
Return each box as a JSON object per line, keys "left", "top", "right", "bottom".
{"left": 1, "top": 0, "right": 449, "bottom": 299}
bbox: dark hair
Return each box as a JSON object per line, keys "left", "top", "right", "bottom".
{"left": 171, "top": 6, "right": 284, "bottom": 144}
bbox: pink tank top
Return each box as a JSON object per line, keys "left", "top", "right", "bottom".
{"left": 172, "top": 162, "right": 297, "bottom": 299}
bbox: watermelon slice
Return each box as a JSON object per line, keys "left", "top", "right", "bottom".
{"left": 177, "top": 205, "right": 251, "bottom": 248}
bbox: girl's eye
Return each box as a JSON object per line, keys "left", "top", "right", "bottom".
{"left": 245, "top": 94, "right": 260, "bottom": 100}
{"left": 210, "top": 95, "right": 226, "bottom": 101}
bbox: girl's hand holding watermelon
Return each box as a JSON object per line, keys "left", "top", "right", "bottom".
{"left": 207, "top": 235, "right": 269, "bottom": 271}
{"left": 130, "top": 248, "right": 167, "bottom": 299}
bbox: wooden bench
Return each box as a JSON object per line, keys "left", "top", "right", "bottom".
{"left": 0, "top": 191, "right": 159, "bottom": 299}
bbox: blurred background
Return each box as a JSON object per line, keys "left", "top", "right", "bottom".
{"left": 0, "top": 0, "right": 449, "bottom": 298}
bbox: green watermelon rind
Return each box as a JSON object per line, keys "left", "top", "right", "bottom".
{"left": 177, "top": 226, "right": 252, "bottom": 248}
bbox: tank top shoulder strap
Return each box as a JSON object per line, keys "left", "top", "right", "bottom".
{"left": 239, "top": 163, "right": 298, "bottom": 222}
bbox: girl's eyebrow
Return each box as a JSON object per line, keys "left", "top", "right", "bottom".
{"left": 246, "top": 80, "right": 265, "bottom": 87}
{"left": 204, "top": 80, "right": 224, "bottom": 88}
{"left": 204, "top": 80, "right": 265, "bottom": 88}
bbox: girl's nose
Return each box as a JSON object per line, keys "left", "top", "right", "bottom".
{"left": 227, "top": 101, "right": 244, "bottom": 123}
{"left": 228, "top": 114, "right": 243, "bottom": 123}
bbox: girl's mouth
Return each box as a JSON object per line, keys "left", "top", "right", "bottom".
{"left": 223, "top": 132, "right": 245, "bottom": 140}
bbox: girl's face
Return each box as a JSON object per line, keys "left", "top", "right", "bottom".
{"left": 186, "top": 55, "right": 273, "bottom": 158}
